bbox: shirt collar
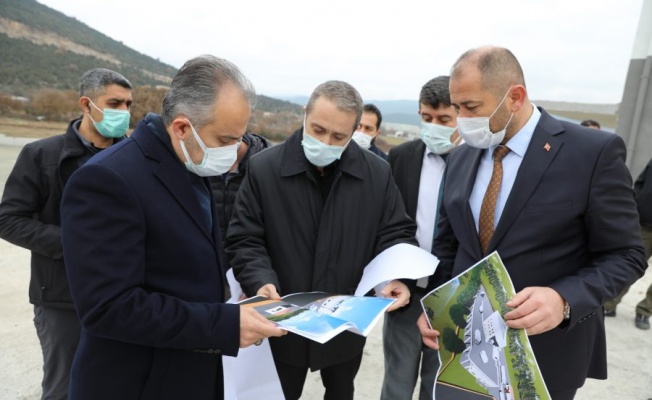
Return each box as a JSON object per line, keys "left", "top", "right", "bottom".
{"left": 492, "top": 104, "right": 541, "bottom": 157}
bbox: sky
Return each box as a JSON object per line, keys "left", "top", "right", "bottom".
{"left": 37, "top": 0, "right": 646, "bottom": 104}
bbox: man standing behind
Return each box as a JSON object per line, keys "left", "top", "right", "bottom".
{"left": 381, "top": 75, "right": 460, "bottom": 400}
{"left": 603, "top": 155, "right": 652, "bottom": 330}
{"left": 0, "top": 68, "right": 132, "bottom": 400}
{"left": 352, "top": 103, "right": 387, "bottom": 159}
{"left": 226, "top": 81, "right": 416, "bottom": 400}
{"left": 419, "top": 46, "right": 646, "bottom": 400}
{"left": 60, "top": 55, "right": 285, "bottom": 400}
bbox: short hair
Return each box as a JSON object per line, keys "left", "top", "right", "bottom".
{"left": 580, "top": 119, "right": 601, "bottom": 129}
{"left": 451, "top": 46, "right": 526, "bottom": 98}
{"left": 161, "top": 55, "right": 256, "bottom": 129}
{"left": 363, "top": 104, "right": 382, "bottom": 130}
{"left": 305, "top": 81, "right": 363, "bottom": 132}
{"left": 79, "top": 68, "right": 132, "bottom": 99}
{"left": 419, "top": 76, "right": 451, "bottom": 109}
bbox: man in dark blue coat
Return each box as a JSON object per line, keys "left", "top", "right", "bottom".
{"left": 60, "top": 55, "right": 285, "bottom": 400}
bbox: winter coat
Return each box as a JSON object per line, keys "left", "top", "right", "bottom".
{"left": 209, "top": 133, "right": 271, "bottom": 240}
{"left": 635, "top": 157, "right": 652, "bottom": 228}
{"left": 226, "top": 128, "right": 417, "bottom": 370}
{"left": 0, "top": 118, "right": 111, "bottom": 308}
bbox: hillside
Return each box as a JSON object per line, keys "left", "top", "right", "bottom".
{"left": 0, "top": 0, "right": 178, "bottom": 95}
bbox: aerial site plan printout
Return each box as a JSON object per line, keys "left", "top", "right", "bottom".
{"left": 420, "top": 252, "right": 551, "bottom": 400}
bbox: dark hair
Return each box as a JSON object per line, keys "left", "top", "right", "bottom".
{"left": 452, "top": 46, "right": 526, "bottom": 98}
{"left": 363, "top": 104, "right": 382, "bottom": 130}
{"left": 580, "top": 119, "right": 601, "bottom": 129}
{"left": 79, "top": 68, "right": 132, "bottom": 99}
{"left": 419, "top": 76, "right": 451, "bottom": 109}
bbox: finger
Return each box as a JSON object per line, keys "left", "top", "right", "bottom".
{"left": 504, "top": 299, "right": 538, "bottom": 321}
{"left": 379, "top": 280, "right": 398, "bottom": 297}
{"left": 505, "top": 308, "right": 545, "bottom": 330}
{"left": 506, "top": 287, "right": 534, "bottom": 308}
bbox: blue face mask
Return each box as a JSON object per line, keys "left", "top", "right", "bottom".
{"left": 301, "top": 116, "right": 351, "bottom": 167}
{"left": 420, "top": 122, "right": 459, "bottom": 154}
{"left": 88, "top": 99, "right": 130, "bottom": 138}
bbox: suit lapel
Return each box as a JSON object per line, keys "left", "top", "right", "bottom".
{"left": 405, "top": 141, "right": 425, "bottom": 218}
{"left": 133, "top": 118, "right": 215, "bottom": 243}
{"left": 153, "top": 160, "right": 214, "bottom": 243}
{"left": 448, "top": 145, "right": 484, "bottom": 259}
{"left": 489, "top": 111, "right": 564, "bottom": 252}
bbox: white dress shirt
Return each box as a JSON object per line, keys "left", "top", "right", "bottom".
{"left": 469, "top": 105, "right": 541, "bottom": 232}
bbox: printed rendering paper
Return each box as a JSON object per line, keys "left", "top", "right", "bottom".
{"left": 420, "top": 252, "right": 551, "bottom": 400}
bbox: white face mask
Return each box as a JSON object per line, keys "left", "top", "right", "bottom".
{"left": 456, "top": 89, "right": 513, "bottom": 149}
{"left": 420, "top": 122, "right": 459, "bottom": 154}
{"left": 180, "top": 120, "right": 240, "bottom": 177}
{"left": 352, "top": 130, "right": 373, "bottom": 150}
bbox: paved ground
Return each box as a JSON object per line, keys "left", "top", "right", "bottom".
{"left": 0, "top": 142, "right": 651, "bottom": 400}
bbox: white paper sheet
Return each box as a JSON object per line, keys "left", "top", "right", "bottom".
{"left": 354, "top": 243, "right": 439, "bottom": 296}
{"left": 224, "top": 268, "right": 284, "bottom": 400}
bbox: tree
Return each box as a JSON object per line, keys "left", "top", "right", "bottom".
{"left": 441, "top": 327, "right": 466, "bottom": 354}
{"left": 449, "top": 303, "right": 468, "bottom": 328}
{"left": 130, "top": 86, "right": 168, "bottom": 127}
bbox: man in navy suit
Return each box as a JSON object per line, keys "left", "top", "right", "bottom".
{"left": 418, "top": 46, "right": 647, "bottom": 400}
{"left": 61, "top": 55, "right": 285, "bottom": 400}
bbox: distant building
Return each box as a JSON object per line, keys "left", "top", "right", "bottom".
{"left": 483, "top": 311, "right": 508, "bottom": 348}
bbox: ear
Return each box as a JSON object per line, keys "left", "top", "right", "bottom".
{"left": 170, "top": 117, "right": 192, "bottom": 140}
{"left": 508, "top": 85, "right": 527, "bottom": 113}
{"left": 79, "top": 97, "right": 91, "bottom": 113}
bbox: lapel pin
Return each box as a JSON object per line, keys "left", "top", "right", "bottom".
{"left": 544, "top": 143, "right": 551, "bottom": 152}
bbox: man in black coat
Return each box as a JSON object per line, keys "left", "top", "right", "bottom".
{"left": 418, "top": 46, "right": 646, "bottom": 400}
{"left": 0, "top": 68, "right": 132, "bottom": 400}
{"left": 226, "top": 80, "right": 417, "bottom": 400}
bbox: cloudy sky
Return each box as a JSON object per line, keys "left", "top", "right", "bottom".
{"left": 37, "top": 0, "right": 645, "bottom": 104}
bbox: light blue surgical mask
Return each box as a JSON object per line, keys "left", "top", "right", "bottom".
{"left": 88, "top": 99, "right": 130, "bottom": 138}
{"left": 301, "top": 116, "right": 350, "bottom": 167}
{"left": 420, "top": 122, "right": 459, "bottom": 154}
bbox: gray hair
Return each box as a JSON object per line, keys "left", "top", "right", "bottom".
{"left": 306, "top": 80, "right": 363, "bottom": 131}
{"left": 451, "top": 46, "right": 525, "bottom": 99}
{"left": 79, "top": 68, "right": 132, "bottom": 99}
{"left": 161, "top": 55, "right": 256, "bottom": 128}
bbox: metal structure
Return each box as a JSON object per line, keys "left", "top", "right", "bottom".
{"left": 618, "top": 0, "right": 652, "bottom": 179}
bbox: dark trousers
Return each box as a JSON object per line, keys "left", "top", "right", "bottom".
{"left": 33, "top": 305, "right": 81, "bottom": 400}
{"left": 550, "top": 388, "right": 577, "bottom": 400}
{"left": 274, "top": 353, "right": 363, "bottom": 400}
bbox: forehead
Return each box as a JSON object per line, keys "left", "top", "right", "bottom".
{"left": 97, "top": 84, "right": 132, "bottom": 101}
{"left": 308, "top": 97, "right": 357, "bottom": 133}
{"left": 449, "top": 66, "right": 485, "bottom": 103}
{"left": 204, "top": 85, "right": 250, "bottom": 134}
{"left": 420, "top": 103, "right": 456, "bottom": 118}
{"left": 360, "top": 111, "right": 378, "bottom": 127}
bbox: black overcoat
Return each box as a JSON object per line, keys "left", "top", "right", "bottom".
{"left": 226, "top": 128, "right": 417, "bottom": 370}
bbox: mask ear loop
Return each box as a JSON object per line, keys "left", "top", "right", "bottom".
{"left": 452, "top": 131, "right": 462, "bottom": 146}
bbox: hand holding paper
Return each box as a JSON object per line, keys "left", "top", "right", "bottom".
{"left": 378, "top": 280, "right": 410, "bottom": 311}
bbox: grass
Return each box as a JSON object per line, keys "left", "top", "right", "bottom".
{"left": 0, "top": 117, "right": 68, "bottom": 138}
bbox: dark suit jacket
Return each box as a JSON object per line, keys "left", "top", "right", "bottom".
{"left": 61, "top": 114, "right": 239, "bottom": 400}
{"left": 433, "top": 108, "right": 647, "bottom": 392}
{"left": 387, "top": 139, "right": 426, "bottom": 220}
